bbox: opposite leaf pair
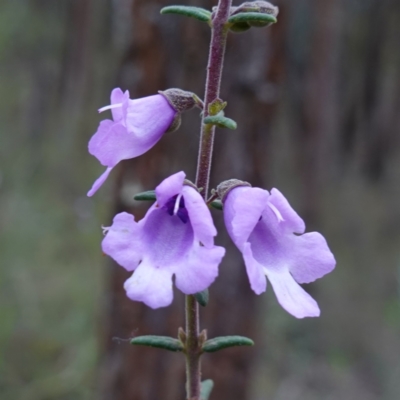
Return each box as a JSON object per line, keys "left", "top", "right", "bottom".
{"left": 102, "top": 172, "right": 336, "bottom": 318}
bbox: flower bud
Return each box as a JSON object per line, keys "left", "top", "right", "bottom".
{"left": 216, "top": 179, "right": 251, "bottom": 203}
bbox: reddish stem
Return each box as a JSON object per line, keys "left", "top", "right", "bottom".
{"left": 185, "top": 0, "right": 232, "bottom": 399}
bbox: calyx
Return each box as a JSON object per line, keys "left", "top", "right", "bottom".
{"left": 216, "top": 179, "right": 251, "bottom": 203}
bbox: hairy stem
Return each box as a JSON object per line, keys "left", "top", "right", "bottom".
{"left": 185, "top": 294, "right": 201, "bottom": 399}
{"left": 185, "top": 0, "right": 232, "bottom": 399}
{"left": 195, "top": 0, "right": 232, "bottom": 196}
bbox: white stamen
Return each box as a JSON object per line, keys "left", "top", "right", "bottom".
{"left": 101, "top": 225, "right": 110, "bottom": 235}
{"left": 98, "top": 103, "right": 123, "bottom": 113}
{"left": 173, "top": 193, "right": 183, "bottom": 215}
{"left": 268, "top": 202, "right": 284, "bottom": 222}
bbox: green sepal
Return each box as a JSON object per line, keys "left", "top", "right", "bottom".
{"left": 130, "top": 335, "right": 184, "bottom": 352}
{"left": 200, "top": 379, "right": 214, "bottom": 400}
{"left": 202, "top": 335, "right": 254, "bottom": 353}
{"left": 228, "top": 12, "right": 277, "bottom": 27}
{"left": 229, "top": 22, "right": 251, "bottom": 33}
{"left": 210, "top": 200, "right": 223, "bottom": 210}
{"left": 194, "top": 289, "right": 209, "bottom": 307}
{"left": 133, "top": 190, "right": 156, "bottom": 201}
{"left": 204, "top": 114, "right": 237, "bottom": 130}
{"left": 160, "top": 6, "right": 211, "bottom": 23}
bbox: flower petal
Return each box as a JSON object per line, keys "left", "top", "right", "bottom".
{"left": 266, "top": 268, "right": 320, "bottom": 318}
{"left": 87, "top": 166, "right": 113, "bottom": 197}
{"left": 242, "top": 242, "right": 267, "bottom": 295}
{"left": 269, "top": 188, "right": 305, "bottom": 234}
{"left": 182, "top": 185, "right": 216, "bottom": 247}
{"left": 174, "top": 244, "right": 225, "bottom": 294}
{"left": 224, "top": 186, "right": 270, "bottom": 250}
{"left": 102, "top": 212, "right": 142, "bottom": 271}
{"left": 110, "top": 88, "right": 129, "bottom": 122}
{"left": 124, "top": 260, "right": 174, "bottom": 309}
{"left": 141, "top": 207, "right": 194, "bottom": 266}
{"left": 155, "top": 171, "right": 186, "bottom": 207}
{"left": 125, "top": 94, "right": 176, "bottom": 138}
{"left": 287, "top": 232, "right": 336, "bottom": 284}
{"left": 88, "top": 121, "right": 149, "bottom": 167}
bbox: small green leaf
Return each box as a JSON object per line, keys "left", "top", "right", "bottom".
{"left": 210, "top": 200, "right": 223, "bottom": 210}
{"left": 194, "top": 289, "right": 209, "bottom": 307}
{"left": 161, "top": 6, "right": 211, "bottom": 23}
{"left": 233, "top": 6, "right": 259, "bottom": 13}
{"left": 200, "top": 379, "right": 214, "bottom": 400}
{"left": 208, "top": 99, "right": 227, "bottom": 116}
{"left": 229, "top": 22, "right": 251, "bottom": 33}
{"left": 133, "top": 190, "right": 156, "bottom": 201}
{"left": 202, "top": 336, "right": 254, "bottom": 353}
{"left": 228, "top": 12, "right": 277, "bottom": 27}
{"left": 204, "top": 115, "right": 237, "bottom": 130}
{"left": 131, "top": 335, "right": 184, "bottom": 352}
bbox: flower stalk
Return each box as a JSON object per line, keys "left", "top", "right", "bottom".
{"left": 186, "top": 0, "right": 233, "bottom": 398}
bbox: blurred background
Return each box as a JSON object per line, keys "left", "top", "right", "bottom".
{"left": 1, "top": 0, "right": 400, "bottom": 399}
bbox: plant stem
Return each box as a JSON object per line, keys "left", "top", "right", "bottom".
{"left": 195, "top": 0, "right": 232, "bottom": 196}
{"left": 185, "top": 1, "right": 232, "bottom": 399}
{"left": 185, "top": 294, "right": 201, "bottom": 399}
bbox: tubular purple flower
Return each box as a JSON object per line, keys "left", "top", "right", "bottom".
{"left": 101, "top": 171, "right": 225, "bottom": 309}
{"left": 223, "top": 185, "right": 336, "bottom": 318}
{"left": 87, "top": 88, "right": 177, "bottom": 197}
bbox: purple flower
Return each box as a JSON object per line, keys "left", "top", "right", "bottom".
{"left": 223, "top": 185, "right": 335, "bottom": 318}
{"left": 87, "top": 88, "right": 177, "bottom": 197}
{"left": 101, "top": 171, "right": 225, "bottom": 309}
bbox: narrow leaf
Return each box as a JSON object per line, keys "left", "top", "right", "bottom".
{"left": 204, "top": 115, "right": 237, "bottom": 130}
{"left": 228, "top": 12, "right": 277, "bottom": 27}
{"left": 208, "top": 99, "right": 227, "bottom": 115}
{"left": 194, "top": 289, "right": 209, "bottom": 307}
{"left": 210, "top": 200, "right": 223, "bottom": 210}
{"left": 229, "top": 22, "right": 251, "bottom": 33}
{"left": 131, "top": 335, "right": 184, "bottom": 352}
{"left": 134, "top": 190, "right": 156, "bottom": 201}
{"left": 200, "top": 379, "right": 214, "bottom": 400}
{"left": 202, "top": 336, "right": 254, "bottom": 353}
{"left": 160, "top": 6, "right": 211, "bottom": 23}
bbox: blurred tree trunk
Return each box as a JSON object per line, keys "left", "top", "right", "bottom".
{"left": 290, "top": 0, "right": 341, "bottom": 223}
{"left": 97, "top": 1, "right": 286, "bottom": 399}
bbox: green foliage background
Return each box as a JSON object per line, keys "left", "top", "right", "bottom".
{"left": 0, "top": 1, "right": 112, "bottom": 398}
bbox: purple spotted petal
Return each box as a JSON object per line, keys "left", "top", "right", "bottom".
{"left": 224, "top": 186, "right": 335, "bottom": 318}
